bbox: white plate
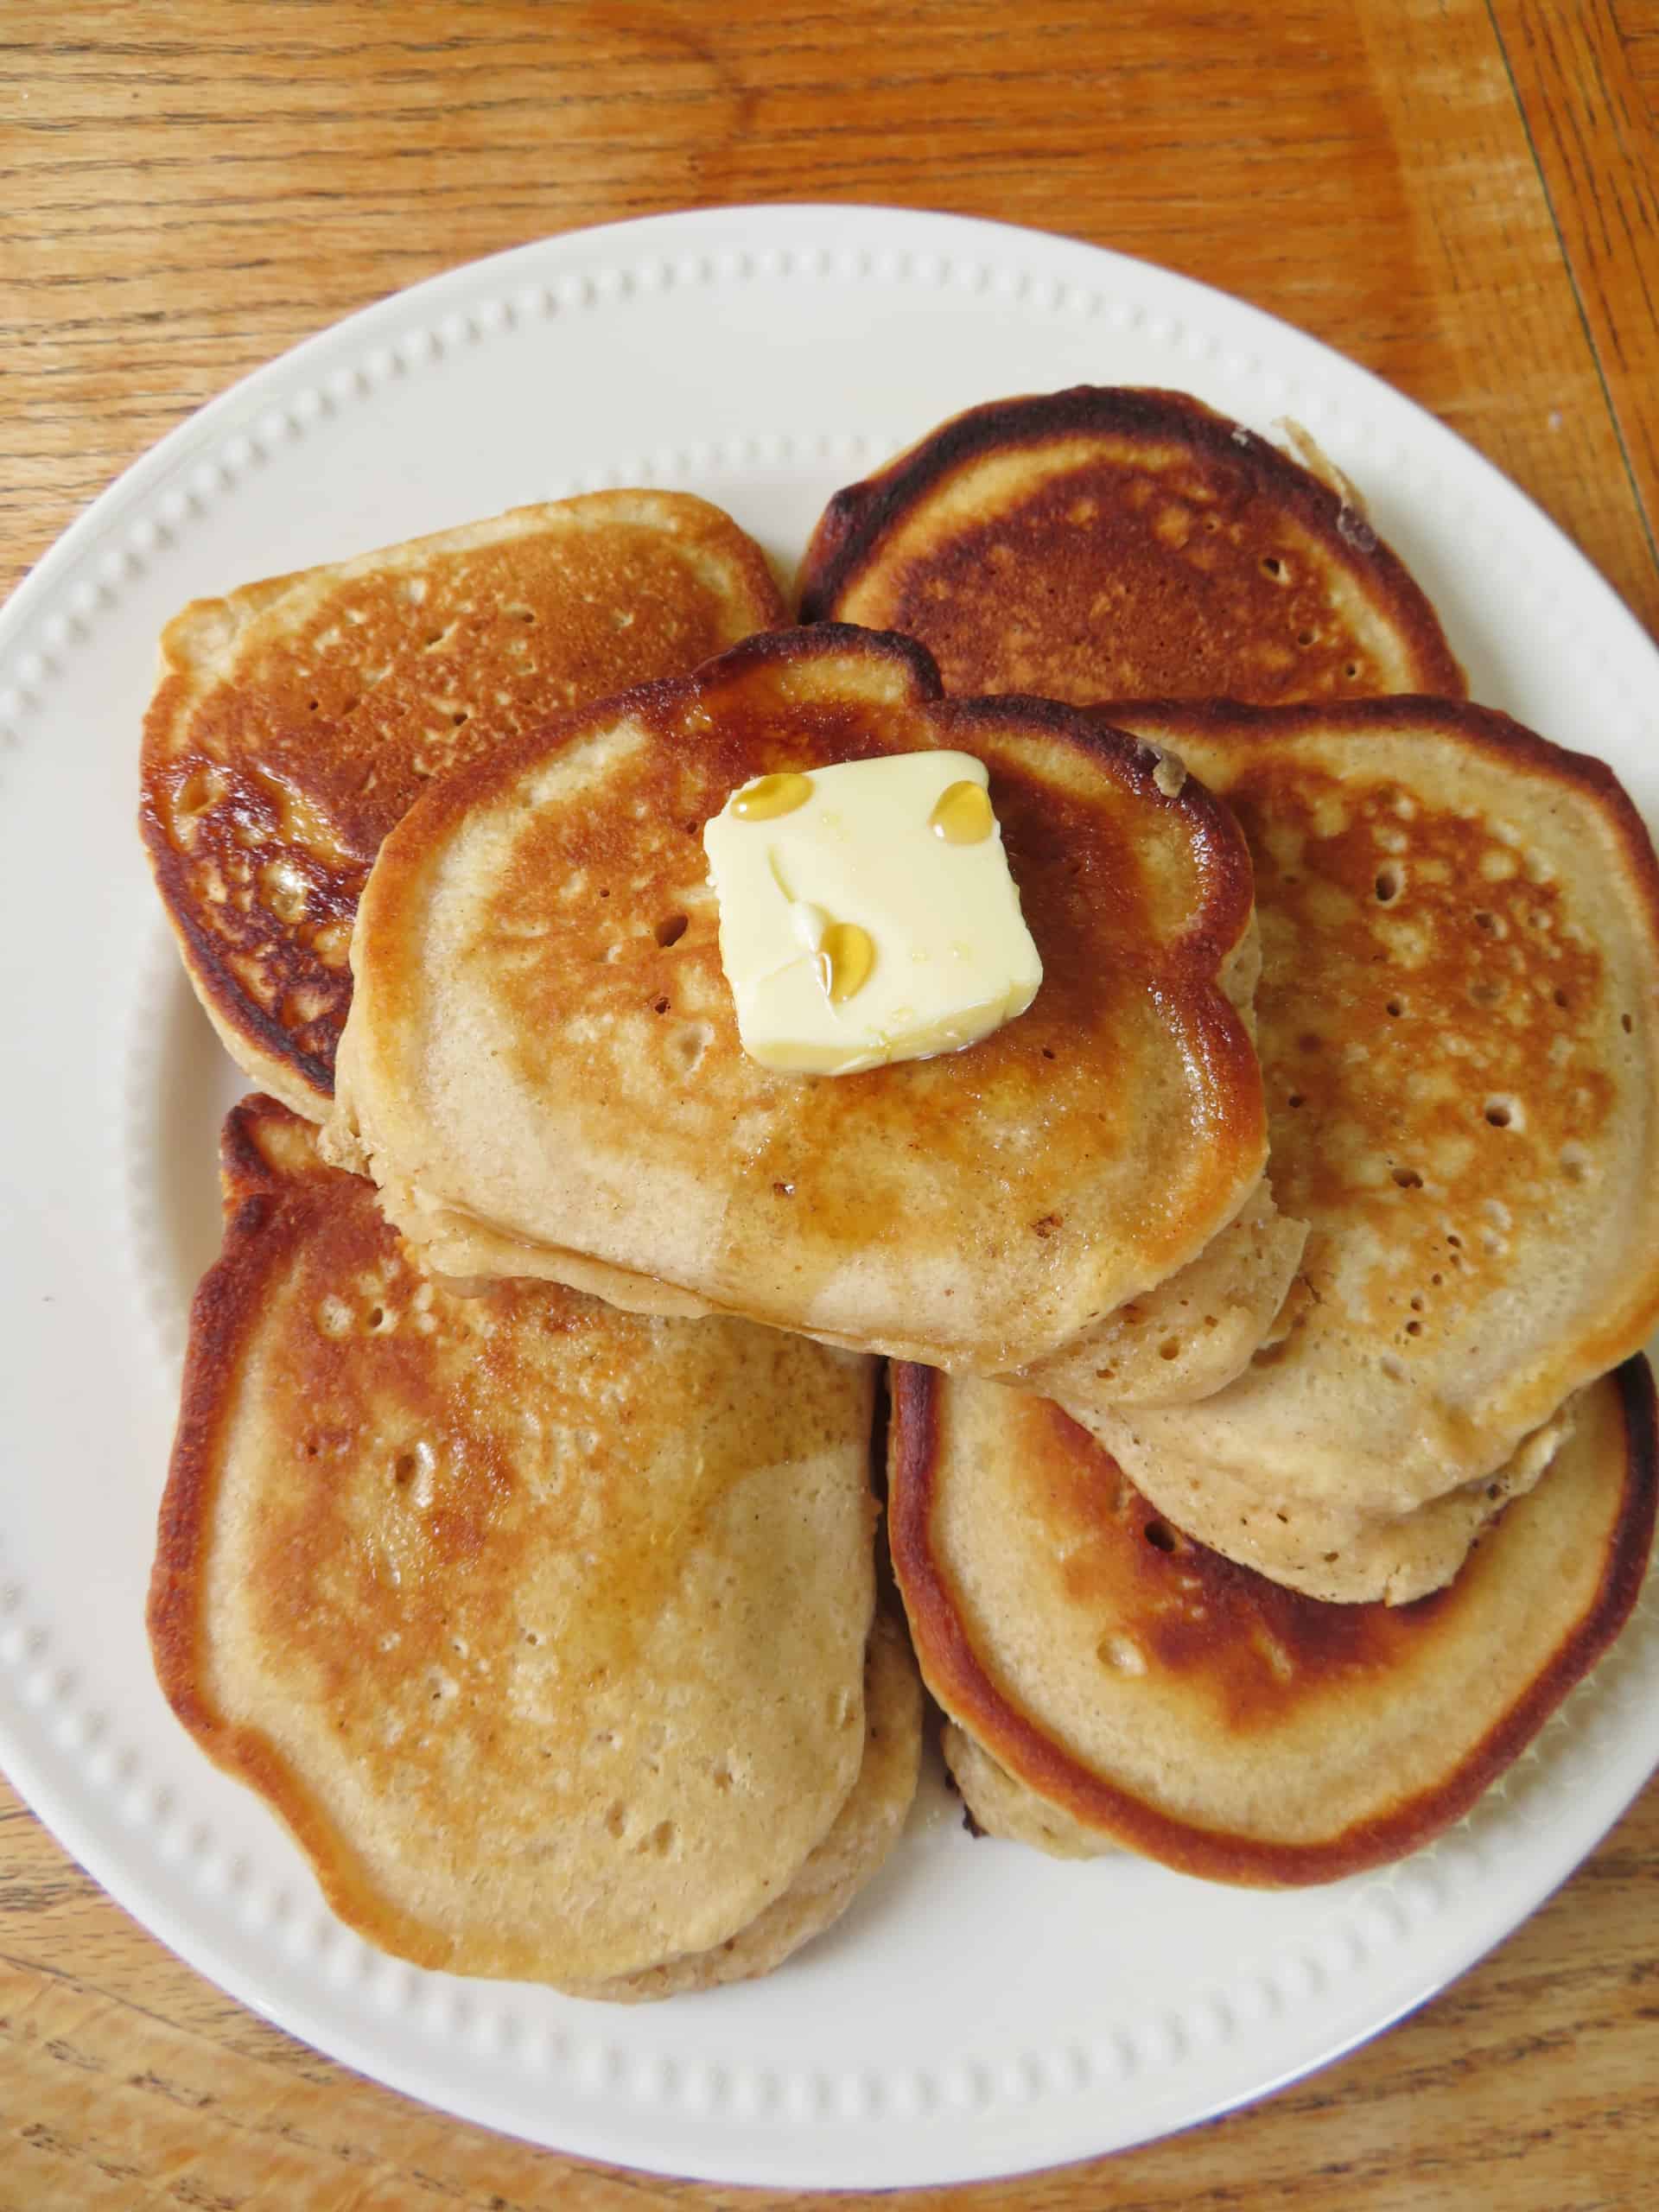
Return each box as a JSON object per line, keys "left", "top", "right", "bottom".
{"left": 3, "top": 204, "right": 1658, "bottom": 2191}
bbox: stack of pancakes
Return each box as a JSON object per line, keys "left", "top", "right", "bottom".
{"left": 142, "top": 391, "right": 1659, "bottom": 1993}
{"left": 322, "top": 622, "right": 1279, "bottom": 1373}
{"left": 797, "top": 391, "right": 1659, "bottom": 1869}
{"left": 143, "top": 495, "right": 922, "bottom": 1995}
{"left": 155, "top": 1096, "right": 918, "bottom": 1993}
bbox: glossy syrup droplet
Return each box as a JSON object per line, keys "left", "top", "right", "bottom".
{"left": 817, "top": 921, "right": 874, "bottom": 1005}
{"left": 930, "top": 779, "right": 995, "bottom": 843}
{"left": 732, "top": 771, "right": 812, "bottom": 821}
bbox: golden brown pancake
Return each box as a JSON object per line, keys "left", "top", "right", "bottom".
{"left": 889, "top": 1363, "right": 1656, "bottom": 1884}
{"left": 149, "top": 1097, "right": 887, "bottom": 1990}
{"left": 324, "top": 624, "right": 1269, "bottom": 1375}
{"left": 797, "top": 386, "right": 1465, "bottom": 705}
{"left": 1052, "top": 699, "right": 1659, "bottom": 1599}
{"left": 575, "top": 1609, "right": 922, "bottom": 2001}
{"left": 140, "top": 493, "right": 785, "bottom": 1116}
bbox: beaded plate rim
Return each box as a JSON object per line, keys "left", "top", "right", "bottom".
{"left": 2, "top": 203, "right": 1658, "bottom": 2189}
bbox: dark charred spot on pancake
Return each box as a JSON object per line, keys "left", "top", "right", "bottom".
{"left": 1034, "top": 1402, "right": 1459, "bottom": 1733}
{"left": 874, "top": 460, "right": 1396, "bottom": 706}
{"left": 149, "top": 747, "right": 366, "bottom": 1086}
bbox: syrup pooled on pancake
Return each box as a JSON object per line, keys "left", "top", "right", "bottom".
{"left": 889, "top": 1365, "right": 1656, "bottom": 1881}
{"left": 148, "top": 1098, "right": 890, "bottom": 1989}
{"left": 140, "top": 493, "right": 785, "bottom": 1115}
{"left": 1061, "top": 699, "right": 1659, "bottom": 1600}
{"left": 326, "top": 624, "right": 1270, "bottom": 1374}
{"left": 798, "top": 387, "right": 1465, "bottom": 705}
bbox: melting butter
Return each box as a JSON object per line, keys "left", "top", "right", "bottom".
{"left": 732, "top": 770, "right": 812, "bottom": 821}
{"left": 702, "top": 752, "right": 1043, "bottom": 1075}
{"left": 930, "top": 779, "right": 995, "bottom": 844}
{"left": 818, "top": 919, "right": 874, "bottom": 1005}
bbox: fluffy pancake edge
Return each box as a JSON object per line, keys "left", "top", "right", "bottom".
{"left": 570, "top": 1608, "right": 923, "bottom": 2001}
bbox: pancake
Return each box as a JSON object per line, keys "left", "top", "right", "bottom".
{"left": 575, "top": 1608, "right": 921, "bottom": 2001}
{"left": 1051, "top": 699, "right": 1659, "bottom": 1599}
{"left": 945, "top": 1725, "right": 1109, "bottom": 1859}
{"left": 890, "top": 1362, "right": 1656, "bottom": 1883}
{"left": 323, "top": 624, "right": 1269, "bottom": 1375}
{"left": 148, "top": 1097, "right": 882, "bottom": 1990}
{"left": 797, "top": 387, "right": 1465, "bottom": 705}
{"left": 1089, "top": 1392, "right": 1580, "bottom": 1606}
{"left": 140, "top": 493, "right": 785, "bottom": 1117}
{"left": 1013, "top": 1182, "right": 1308, "bottom": 1409}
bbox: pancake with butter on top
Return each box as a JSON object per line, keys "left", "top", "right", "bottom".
{"left": 323, "top": 624, "right": 1286, "bottom": 1377}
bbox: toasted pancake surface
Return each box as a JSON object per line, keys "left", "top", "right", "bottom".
{"left": 1056, "top": 699, "right": 1659, "bottom": 1592}
{"left": 798, "top": 387, "right": 1464, "bottom": 705}
{"left": 890, "top": 1363, "right": 1656, "bottom": 1883}
{"left": 140, "top": 494, "right": 785, "bottom": 1115}
{"left": 327, "top": 626, "right": 1267, "bottom": 1372}
{"left": 149, "top": 1098, "right": 877, "bottom": 1987}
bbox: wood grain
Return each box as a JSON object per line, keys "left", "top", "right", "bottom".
{"left": 1614, "top": 0, "right": 1659, "bottom": 109}
{"left": 1489, "top": 0, "right": 1659, "bottom": 594}
{"left": 4, "top": 1776, "right": 1659, "bottom": 2209}
{"left": 4, "top": 3, "right": 1659, "bottom": 2204}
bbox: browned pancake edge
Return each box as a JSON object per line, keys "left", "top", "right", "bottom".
{"left": 887, "top": 1359, "right": 1657, "bottom": 1885}
{"left": 139, "top": 498, "right": 787, "bottom": 1111}
{"left": 145, "top": 1099, "right": 425, "bottom": 1942}
{"left": 798, "top": 385, "right": 1465, "bottom": 704}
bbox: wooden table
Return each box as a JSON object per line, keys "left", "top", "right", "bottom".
{"left": 6, "top": 5, "right": 1658, "bottom": 2204}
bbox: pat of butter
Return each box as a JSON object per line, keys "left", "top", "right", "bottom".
{"left": 702, "top": 752, "right": 1043, "bottom": 1075}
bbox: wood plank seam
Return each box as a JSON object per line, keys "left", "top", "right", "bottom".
{"left": 1484, "top": 0, "right": 1659, "bottom": 613}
